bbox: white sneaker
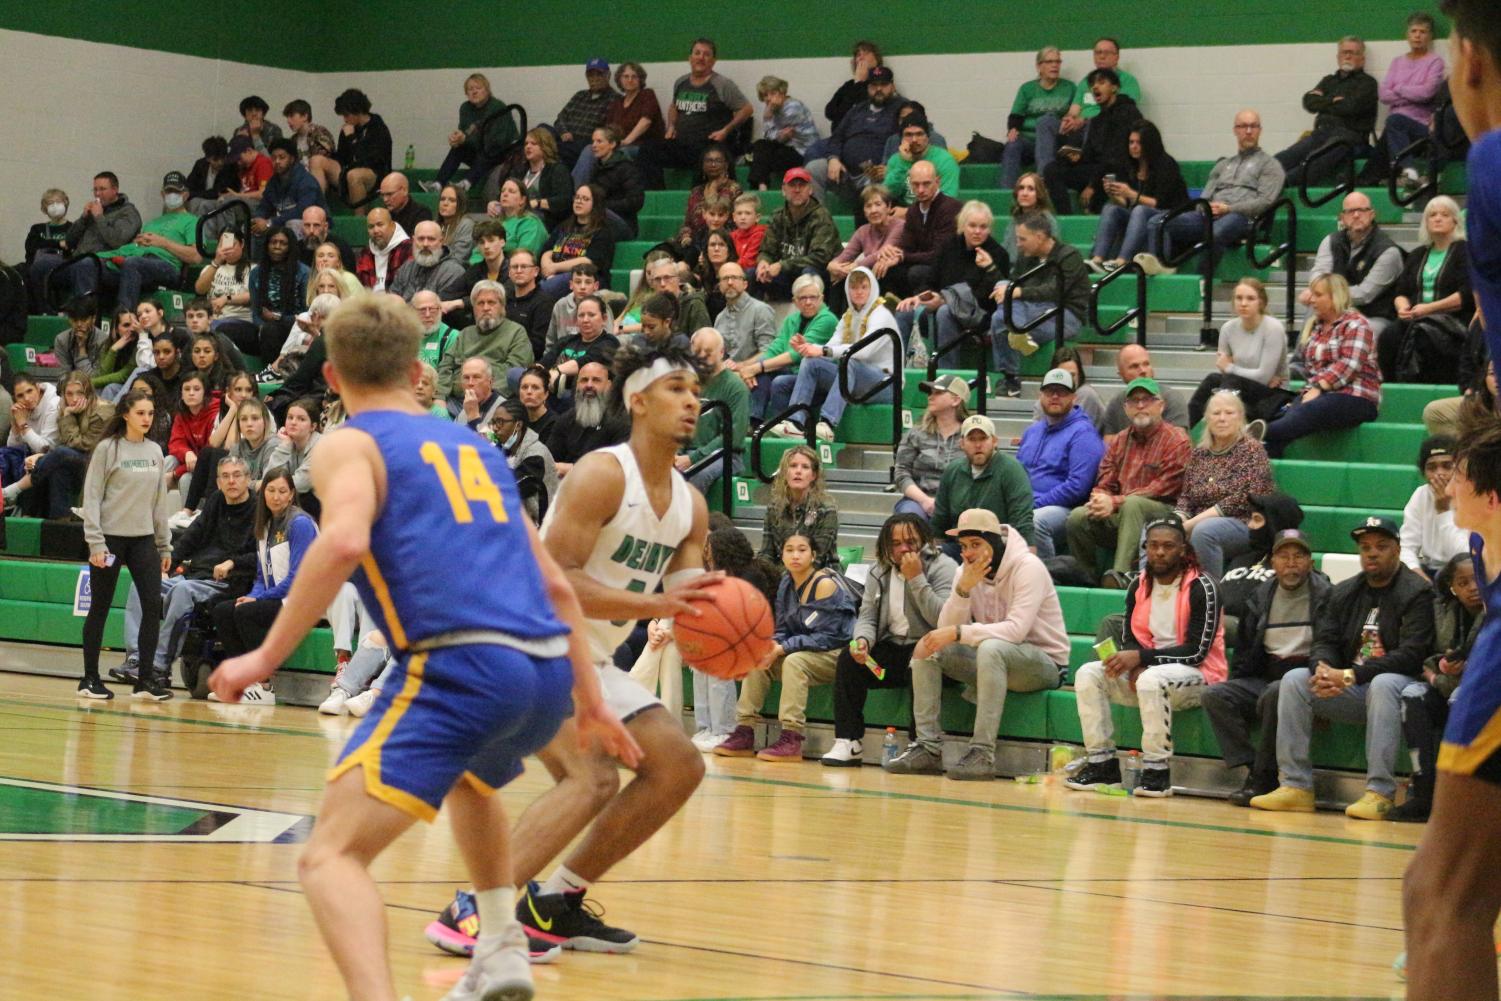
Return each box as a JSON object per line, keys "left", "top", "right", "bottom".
{"left": 1133, "top": 252, "right": 1176, "bottom": 276}
{"left": 239, "top": 683, "right": 277, "bottom": 706}
{"left": 771, "top": 420, "right": 801, "bottom": 437}
{"left": 820, "top": 738, "right": 864, "bottom": 767}
{"left": 443, "top": 923, "right": 534, "bottom": 1001}
{"left": 318, "top": 687, "right": 349, "bottom": 715}
{"left": 168, "top": 508, "right": 199, "bottom": 531}
{"left": 418, "top": 180, "right": 442, "bottom": 193}
{"left": 454, "top": 178, "right": 472, "bottom": 193}
{"left": 346, "top": 689, "right": 378, "bottom": 717}
{"left": 814, "top": 421, "right": 835, "bottom": 442}
{"left": 692, "top": 730, "right": 728, "bottom": 751}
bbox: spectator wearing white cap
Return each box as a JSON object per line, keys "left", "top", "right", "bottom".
{"left": 1017, "top": 367, "right": 1105, "bottom": 560}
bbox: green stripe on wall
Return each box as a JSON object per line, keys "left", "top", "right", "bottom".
{"left": 0, "top": 3, "right": 1447, "bottom": 73}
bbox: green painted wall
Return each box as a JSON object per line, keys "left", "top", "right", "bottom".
{"left": 0, "top": 2, "right": 1446, "bottom": 73}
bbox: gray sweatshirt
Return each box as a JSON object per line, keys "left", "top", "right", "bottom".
{"left": 1202, "top": 147, "right": 1285, "bottom": 219}
{"left": 1217, "top": 315, "right": 1290, "bottom": 386}
{"left": 266, "top": 430, "right": 322, "bottom": 494}
{"left": 81, "top": 436, "right": 171, "bottom": 558}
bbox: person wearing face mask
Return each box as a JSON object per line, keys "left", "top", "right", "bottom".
{"left": 1217, "top": 492, "right": 1308, "bottom": 625}
{"left": 488, "top": 397, "right": 557, "bottom": 523}
{"left": 91, "top": 172, "right": 205, "bottom": 311}
{"left": 25, "top": 188, "right": 72, "bottom": 310}
{"left": 29, "top": 172, "right": 144, "bottom": 311}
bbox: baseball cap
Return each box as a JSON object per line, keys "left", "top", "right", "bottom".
{"left": 1124, "top": 376, "right": 1162, "bottom": 398}
{"left": 867, "top": 66, "right": 894, "bottom": 84}
{"left": 161, "top": 171, "right": 188, "bottom": 192}
{"left": 1143, "top": 513, "right": 1186, "bottom": 537}
{"left": 946, "top": 508, "right": 1004, "bottom": 537}
{"left": 228, "top": 134, "right": 253, "bottom": 155}
{"left": 1350, "top": 515, "right": 1400, "bottom": 542}
{"left": 1271, "top": 529, "right": 1313, "bottom": 555}
{"left": 783, "top": 167, "right": 813, "bottom": 185}
{"left": 1040, "top": 368, "right": 1076, "bottom": 391}
{"left": 586, "top": 57, "right": 609, "bottom": 73}
{"left": 960, "top": 414, "right": 996, "bottom": 437}
{"left": 918, "top": 375, "right": 970, "bottom": 398}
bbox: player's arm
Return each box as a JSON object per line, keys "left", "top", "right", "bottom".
{"left": 524, "top": 515, "right": 642, "bottom": 766}
{"left": 546, "top": 451, "right": 717, "bottom": 620}
{"left": 209, "top": 427, "right": 379, "bottom": 700}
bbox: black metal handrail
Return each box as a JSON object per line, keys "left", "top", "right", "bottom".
{"left": 46, "top": 253, "right": 104, "bottom": 312}
{"left": 683, "top": 397, "right": 736, "bottom": 513}
{"left": 1247, "top": 196, "right": 1299, "bottom": 329}
{"left": 1089, "top": 260, "right": 1148, "bottom": 346}
{"left": 1389, "top": 135, "right": 1441, "bottom": 208}
{"left": 924, "top": 304, "right": 991, "bottom": 416}
{"left": 1157, "top": 198, "right": 1215, "bottom": 345}
{"left": 749, "top": 402, "right": 815, "bottom": 483}
{"left": 837, "top": 326, "right": 903, "bottom": 482}
{"left": 1297, "top": 137, "right": 1357, "bottom": 208}
{"left": 1002, "top": 258, "right": 1068, "bottom": 356}
{"left": 194, "top": 199, "right": 252, "bottom": 256}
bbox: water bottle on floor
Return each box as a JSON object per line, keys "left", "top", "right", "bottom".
{"left": 1122, "top": 751, "right": 1143, "bottom": 793}
{"left": 882, "top": 727, "right": 900, "bottom": 766}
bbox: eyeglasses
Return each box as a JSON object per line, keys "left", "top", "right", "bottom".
{"left": 1039, "top": 59, "right": 1062, "bottom": 65}
{"left": 1124, "top": 396, "right": 1160, "bottom": 408}
{"left": 719, "top": 274, "right": 746, "bottom": 283}
{"left": 793, "top": 294, "right": 821, "bottom": 303}
{"left": 509, "top": 262, "right": 537, "bottom": 271}
{"left": 1342, "top": 207, "right": 1374, "bottom": 215}
{"left": 1234, "top": 123, "right": 1262, "bottom": 131}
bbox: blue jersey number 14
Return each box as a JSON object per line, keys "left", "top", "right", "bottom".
{"left": 421, "top": 442, "right": 509, "bottom": 524}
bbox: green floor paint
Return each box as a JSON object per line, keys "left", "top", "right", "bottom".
{"left": 0, "top": 782, "right": 211, "bottom": 835}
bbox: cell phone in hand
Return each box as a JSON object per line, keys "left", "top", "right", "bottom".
{"left": 1103, "top": 173, "right": 1117, "bottom": 184}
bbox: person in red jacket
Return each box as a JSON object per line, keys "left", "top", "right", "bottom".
{"left": 167, "top": 372, "right": 221, "bottom": 483}
{"left": 730, "top": 193, "right": 767, "bottom": 269}
{"left": 354, "top": 208, "right": 412, "bottom": 292}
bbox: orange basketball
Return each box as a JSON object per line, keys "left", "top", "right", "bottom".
{"left": 674, "top": 577, "right": 774, "bottom": 680}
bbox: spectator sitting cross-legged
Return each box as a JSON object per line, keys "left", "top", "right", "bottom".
{"left": 1274, "top": 36, "right": 1379, "bottom": 188}
{"left": 1100, "top": 343, "right": 1191, "bottom": 434}
{"left": 999, "top": 47, "right": 1076, "bottom": 189}
{"left": 1066, "top": 514, "right": 1229, "bottom": 797}
{"left": 1261, "top": 274, "right": 1382, "bottom": 458}
{"left": 354, "top": 208, "right": 411, "bottom": 293}
{"left": 424, "top": 73, "right": 514, "bottom": 196}
{"left": 1376, "top": 195, "right": 1474, "bottom": 384}
{"left": 822, "top": 513, "right": 957, "bottom": 766}
{"left": 740, "top": 273, "right": 837, "bottom": 423}
{"left": 1019, "top": 366, "right": 1106, "bottom": 560}
{"left": 282, "top": 99, "right": 340, "bottom": 195}
{"left": 1356, "top": 13, "right": 1447, "bottom": 187}
{"left": 990, "top": 210, "right": 1089, "bottom": 365}
{"left": 639, "top": 38, "right": 753, "bottom": 190}
{"left": 209, "top": 468, "right": 317, "bottom": 705}
{"left": 1087, "top": 120, "right": 1189, "bottom": 272}
{"left": 748, "top": 76, "right": 821, "bottom": 191}
{"left": 1202, "top": 528, "right": 1330, "bottom": 806}
{"left": 755, "top": 168, "right": 840, "bottom": 302}
{"left": 929, "top": 414, "right": 1035, "bottom": 558}
{"left": 1173, "top": 390, "right": 1276, "bottom": 578}
{"left": 893, "top": 375, "right": 969, "bottom": 520}
{"left": 775, "top": 266, "right": 897, "bottom": 442}
{"left": 885, "top": 509, "right": 1067, "bottom": 780}
{"left": 1065, "top": 377, "right": 1191, "bottom": 582}
{"left": 676, "top": 327, "right": 749, "bottom": 496}
{"left": 1041, "top": 68, "right": 1140, "bottom": 214}
{"left": 1252, "top": 516, "right": 1434, "bottom": 820}
{"left": 1400, "top": 435, "right": 1469, "bottom": 580}
{"left": 539, "top": 184, "right": 616, "bottom": 298}
{"left": 1188, "top": 277, "right": 1291, "bottom": 427}
{"left": 757, "top": 444, "right": 840, "bottom": 571}
{"left": 1136, "top": 110, "right": 1284, "bottom": 279}
{"left": 715, "top": 530, "right": 857, "bottom": 762}
{"left": 332, "top": 88, "right": 392, "bottom": 214}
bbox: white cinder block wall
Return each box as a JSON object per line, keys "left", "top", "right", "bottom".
{"left": 2, "top": 29, "right": 1434, "bottom": 262}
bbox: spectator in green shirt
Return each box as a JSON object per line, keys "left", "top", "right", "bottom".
{"left": 96, "top": 171, "right": 204, "bottom": 310}
{"left": 1058, "top": 38, "right": 1143, "bottom": 132}
{"left": 680, "top": 327, "right": 749, "bottom": 495}
{"left": 741, "top": 273, "right": 838, "bottom": 421}
{"left": 1000, "top": 47, "right": 1077, "bottom": 188}
{"left": 929, "top": 414, "right": 1036, "bottom": 558}
{"left": 884, "top": 118, "right": 960, "bottom": 207}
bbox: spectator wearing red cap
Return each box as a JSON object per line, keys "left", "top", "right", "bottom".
{"left": 754, "top": 168, "right": 840, "bottom": 301}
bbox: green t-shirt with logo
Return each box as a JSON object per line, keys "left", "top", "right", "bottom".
{"left": 1010, "top": 79, "right": 1077, "bottom": 140}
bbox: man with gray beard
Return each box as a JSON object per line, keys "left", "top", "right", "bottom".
{"left": 435, "top": 279, "right": 533, "bottom": 399}
{"left": 389, "top": 220, "right": 468, "bottom": 303}
{"left": 544, "top": 360, "right": 629, "bottom": 477}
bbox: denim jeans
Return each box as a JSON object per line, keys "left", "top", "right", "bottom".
{"left": 990, "top": 299, "right": 1082, "bottom": 371}
{"left": 999, "top": 114, "right": 1060, "bottom": 188}
{"left": 1382, "top": 113, "right": 1430, "bottom": 171}
{"left": 124, "top": 576, "right": 228, "bottom": 670}
{"left": 687, "top": 451, "right": 744, "bottom": 497}
{"left": 109, "top": 256, "right": 183, "bottom": 310}
{"left": 1092, "top": 203, "right": 1167, "bottom": 262}
{"left": 787, "top": 355, "right": 892, "bottom": 428}
{"left": 1185, "top": 515, "right": 1251, "bottom": 579}
{"left": 693, "top": 667, "right": 738, "bottom": 736}
{"left": 1276, "top": 667, "right": 1407, "bottom": 798}
{"left": 748, "top": 371, "right": 799, "bottom": 421}
{"left": 912, "top": 640, "right": 1062, "bottom": 754}
{"left": 27, "top": 446, "right": 87, "bottom": 519}
{"left": 1153, "top": 211, "right": 1251, "bottom": 271}
{"left": 335, "top": 640, "right": 394, "bottom": 696}
{"left": 892, "top": 497, "right": 930, "bottom": 520}
{"left": 1261, "top": 391, "right": 1378, "bottom": 458}
{"left": 1032, "top": 504, "right": 1072, "bottom": 560}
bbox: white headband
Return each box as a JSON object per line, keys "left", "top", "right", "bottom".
{"left": 622, "top": 359, "right": 694, "bottom": 403}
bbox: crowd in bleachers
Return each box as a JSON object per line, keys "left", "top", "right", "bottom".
{"left": 0, "top": 13, "right": 1490, "bottom": 821}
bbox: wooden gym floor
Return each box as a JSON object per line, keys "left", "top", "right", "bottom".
{"left": 0, "top": 670, "right": 1421, "bottom": 1001}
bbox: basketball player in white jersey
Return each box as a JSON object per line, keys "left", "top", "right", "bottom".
{"left": 427, "top": 342, "right": 718, "bottom": 960}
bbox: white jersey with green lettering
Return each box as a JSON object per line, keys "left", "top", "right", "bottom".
{"left": 541, "top": 442, "right": 695, "bottom": 662}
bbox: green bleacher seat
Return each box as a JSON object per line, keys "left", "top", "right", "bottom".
{"left": 1380, "top": 384, "right": 1450, "bottom": 423}
{"left": 6, "top": 344, "right": 38, "bottom": 374}
{"left": 27, "top": 315, "right": 67, "bottom": 347}
{"left": 1301, "top": 505, "right": 1406, "bottom": 554}
{"left": 1272, "top": 460, "right": 1421, "bottom": 509}
{"left": 331, "top": 215, "right": 369, "bottom": 250}
{"left": 1282, "top": 422, "right": 1427, "bottom": 463}
{"left": 1, "top": 518, "right": 42, "bottom": 557}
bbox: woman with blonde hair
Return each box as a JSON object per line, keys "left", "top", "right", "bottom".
{"left": 1262, "top": 274, "right": 1382, "bottom": 458}
{"left": 1378, "top": 194, "right": 1475, "bottom": 382}
{"left": 1174, "top": 389, "right": 1276, "bottom": 576}
{"left": 307, "top": 259, "right": 360, "bottom": 301}
{"left": 427, "top": 72, "right": 513, "bottom": 194}
{"left": 507, "top": 127, "right": 575, "bottom": 228}
{"left": 759, "top": 444, "right": 840, "bottom": 570}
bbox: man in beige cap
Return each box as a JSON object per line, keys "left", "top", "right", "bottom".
{"left": 884, "top": 508, "right": 1068, "bottom": 780}
{"left": 929, "top": 413, "right": 1035, "bottom": 557}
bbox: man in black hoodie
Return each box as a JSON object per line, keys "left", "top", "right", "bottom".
{"left": 1042, "top": 69, "right": 1140, "bottom": 214}
{"left": 1202, "top": 529, "right": 1332, "bottom": 805}
{"left": 110, "top": 457, "right": 256, "bottom": 691}
{"left": 1217, "top": 492, "right": 1307, "bottom": 623}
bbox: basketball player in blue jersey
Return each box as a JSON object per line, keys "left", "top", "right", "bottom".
{"left": 1403, "top": 4, "right": 1501, "bottom": 998}
{"left": 209, "top": 294, "right": 640, "bottom": 1001}
{"left": 426, "top": 342, "right": 720, "bottom": 960}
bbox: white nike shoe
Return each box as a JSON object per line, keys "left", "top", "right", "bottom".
{"left": 691, "top": 729, "right": 728, "bottom": 752}
{"left": 346, "top": 689, "right": 378, "bottom": 717}
{"left": 443, "top": 922, "right": 534, "bottom": 1001}
{"left": 318, "top": 687, "right": 349, "bottom": 715}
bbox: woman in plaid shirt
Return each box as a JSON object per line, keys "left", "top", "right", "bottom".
{"left": 1262, "top": 274, "right": 1381, "bottom": 458}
